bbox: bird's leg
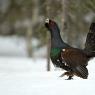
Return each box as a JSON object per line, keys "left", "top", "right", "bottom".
{"left": 60, "top": 71, "right": 74, "bottom": 80}
{"left": 66, "top": 76, "right": 73, "bottom": 80}
{"left": 59, "top": 72, "right": 69, "bottom": 77}
{"left": 59, "top": 73, "right": 65, "bottom": 77}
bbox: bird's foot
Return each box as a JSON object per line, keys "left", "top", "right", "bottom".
{"left": 60, "top": 72, "right": 74, "bottom": 80}
{"left": 65, "top": 76, "right": 73, "bottom": 80}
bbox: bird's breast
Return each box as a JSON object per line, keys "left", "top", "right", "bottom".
{"left": 50, "top": 48, "right": 61, "bottom": 59}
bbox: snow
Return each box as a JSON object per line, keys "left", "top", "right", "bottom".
{"left": 0, "top": 36, "right": 95, "bottom": 95}
{"left": 0, "top": 36, "right": 27, "bottom": 56}
{"left": 0, "top": 36, "right": 47, "bottom": 57}
{"left": 0, "top": 57, "right": 95, "bottom": 95}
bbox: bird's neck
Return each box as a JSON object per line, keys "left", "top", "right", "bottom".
{"left": 50, "top": 31, "right": 66, "bottom": 48}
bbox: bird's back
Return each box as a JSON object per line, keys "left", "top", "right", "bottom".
{"left": 61, "top": 48, "right": 89, "bottom": 79}
{"left": 61, "top": 48, "right": 89, "bottom": 67}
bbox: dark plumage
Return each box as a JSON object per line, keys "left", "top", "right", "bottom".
{"left": 85, "top": 22, "right": 95, "bottom": 52}
{"left": 45, "top": 19, "right": 95, "bottom": 80}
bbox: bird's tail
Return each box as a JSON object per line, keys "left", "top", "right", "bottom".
{"left": 75, "top": 65, "right": 88, "bottom": 79}
{"left": 86, "top": 51, "right": 95, "bottom": 58}
{"left": 84, "top": 22, "right": 95, "bottom": 52}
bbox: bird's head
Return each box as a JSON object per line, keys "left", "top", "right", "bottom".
{"left": 90, "top": 22, "right": 95, "bottom": 32}
{"left": 45, "top": 18, "right": 60, "bottom": 33}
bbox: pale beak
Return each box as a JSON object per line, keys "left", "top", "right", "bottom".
{"left": 45, "top": 18, "right": 49, "bottom": 23}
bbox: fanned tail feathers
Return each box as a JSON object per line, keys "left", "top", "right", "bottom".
{"left": 85, "top": 22, "right": 95, "bottom": 52}
{"left": 75, "top": 65, "right": 88, "bottom": 79}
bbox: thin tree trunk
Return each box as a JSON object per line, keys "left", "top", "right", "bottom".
{"left": 26, "top": 26, "right": 32, "bottom": 57}
{"left": 26, "top": 0, "right": 39, "bottom": 57}
{"left": 46, "top": 0, "right": 51, "bottom": 71}
{"left": 61, "top": 0, "right": 72, "bottom": 44}
{"left": 47, "top": 38, "right": 51, "bottom": 71}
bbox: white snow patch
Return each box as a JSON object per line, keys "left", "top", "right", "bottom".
{"left": 0, "top": 36, "right": 27, "bottom": 56}
{"left": 0, "top": 36, "right": 45, "bottom": 57}
{"left": 0, "top": 57, "right": 95, "bottom": 95}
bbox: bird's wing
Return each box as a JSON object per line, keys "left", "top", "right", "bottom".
{"left": 61, "top": 48, "right": 88, "bottom": 78}
{"left": 61, "top": 48, "right": 88, "bottom": 66}
{"left": 84, "top": 23, "right": 95, "bottom": 52}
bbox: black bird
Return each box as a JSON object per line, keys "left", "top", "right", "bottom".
{"left": 85, "top": 22, "right": 95, "bottom": 52}
{"left": 45, "top": 18, "right": 95, "bottom": 80}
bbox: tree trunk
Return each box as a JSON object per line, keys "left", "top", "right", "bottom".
{"left": 26, "top": 26, "right": 32, "bottom": 57}
{"left": 26, "top": 0, "right": 39, "bottom": 57}
{"left": 61, "top": 0, "right": 72, "bottom": 45}
{"left": 46, "top": 38, "right": 51, "bottom": 71}
{"left": 46, "top": 0, "right": 51, "bottom": 71}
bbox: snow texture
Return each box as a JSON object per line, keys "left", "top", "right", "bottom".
{"left": 0, "top": 57, "right": 95, "bottom": 95}
{"left": 0, "top": 36, "right": 47, "bottom": 57}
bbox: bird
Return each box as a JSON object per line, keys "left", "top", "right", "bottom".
{"left": 84, "top": 22, "right": 95, "bottom": 52}
{"left": 45, "top": 18, "right": 95, "bottom": 80}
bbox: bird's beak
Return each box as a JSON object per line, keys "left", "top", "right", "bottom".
{"left": 45, "top": 18, "right": 49, "bottom": 23}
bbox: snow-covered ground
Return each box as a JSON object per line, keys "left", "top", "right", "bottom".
{"left": 0, "top": 36, "right": 95, "bottom": 95}
{"left": 0, "top": 57, "right": 95, "bottom": 95}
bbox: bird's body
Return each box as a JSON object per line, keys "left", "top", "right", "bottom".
{"left": 61, "top": 48, "right": 89, "bottom": 78}
{"left": 50, "top": 47, "right": 90, "bottom": 79}
{"left": 45, "top": 19, "right": 95, "bottom": 79}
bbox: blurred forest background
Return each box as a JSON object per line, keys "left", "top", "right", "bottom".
{"left": 0, "top": 0, "right": 95, "bottom": 58}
